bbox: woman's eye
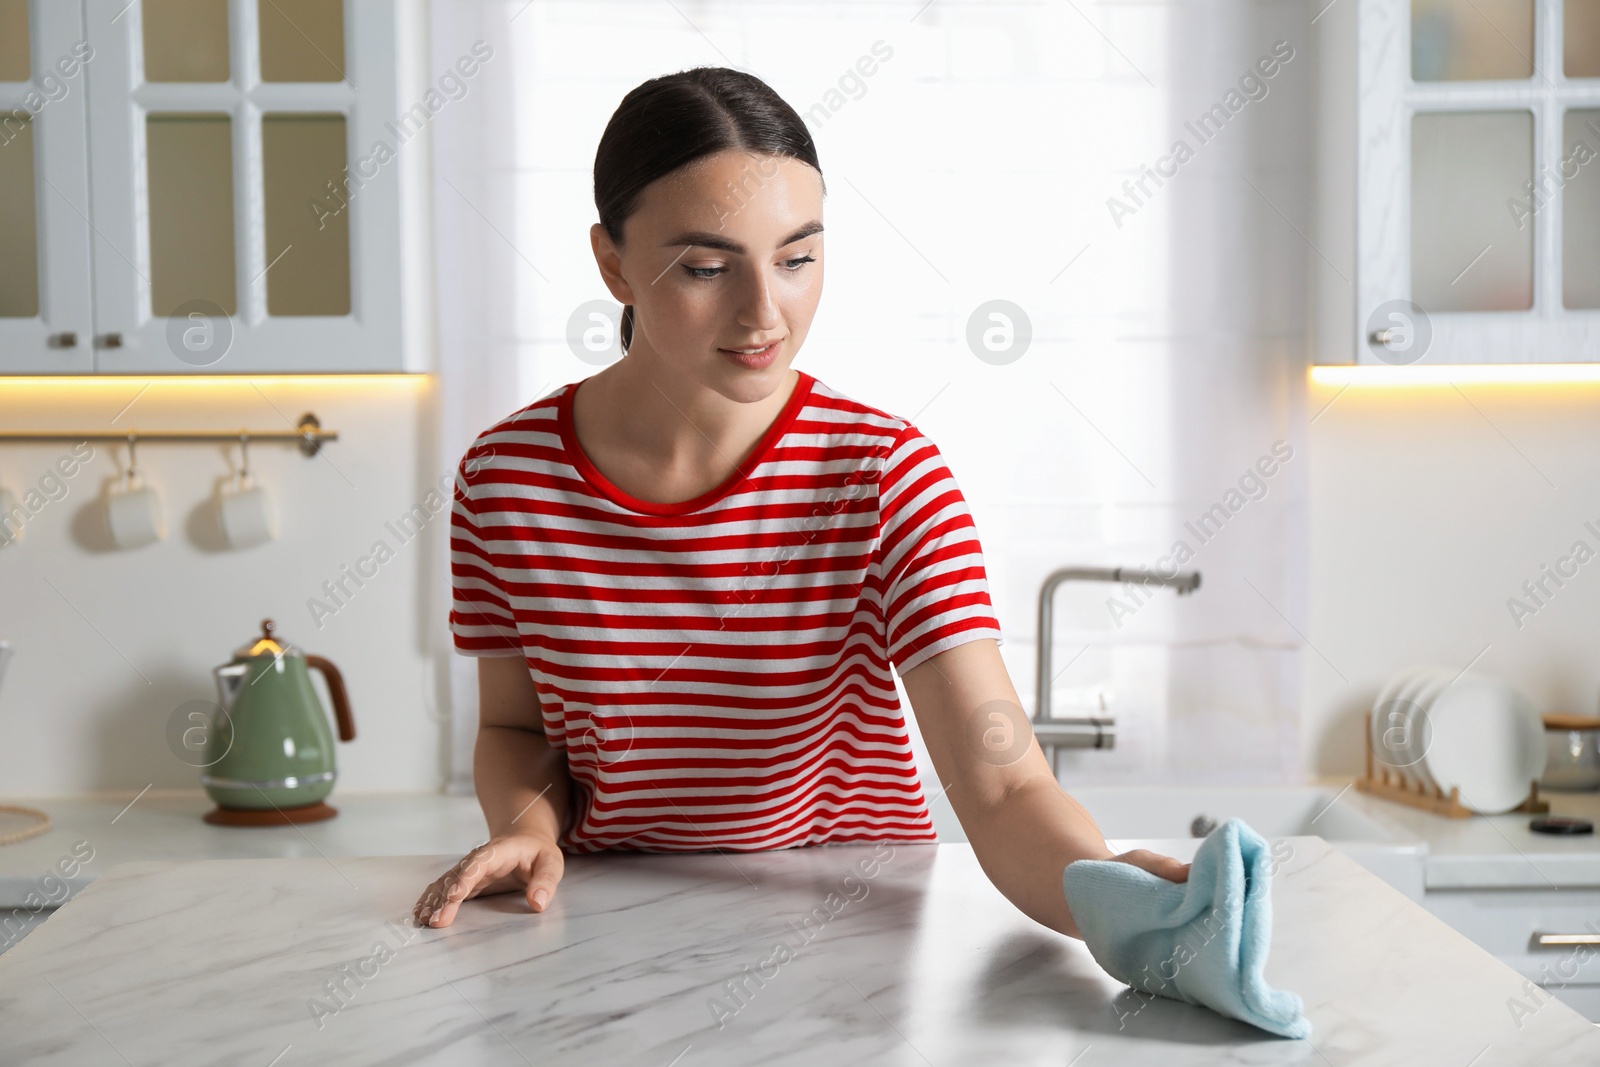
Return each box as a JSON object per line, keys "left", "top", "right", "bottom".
{"left": 680, "top": 255, "right": 816, "bottom": 281}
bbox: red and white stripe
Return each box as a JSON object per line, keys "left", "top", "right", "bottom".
{"left": 448, "top": 370, "right": 1003, "bottom": 853}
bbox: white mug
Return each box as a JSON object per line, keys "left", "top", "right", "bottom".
{"left": 0, "top": 487, "right": 21, "bottom": 547}
{"left": 106, "top": 473, "right": 165, "bottom": 549}
{"left": 218, "top": 473, "right": 278, "bottom": 549}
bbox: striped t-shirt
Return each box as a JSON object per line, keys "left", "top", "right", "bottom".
{"left": 447, "top": 369, "right": 1004, "bottom": 853}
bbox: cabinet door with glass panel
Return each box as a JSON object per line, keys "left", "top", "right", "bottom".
{"left": 82, "top": 0, "right": 402, "bottom": 373}
{"left": 0, "top": 0, "right": 95, "bottom": 373}
{"left": 1351, "top": 0, "right": 1600, "bottom": 364}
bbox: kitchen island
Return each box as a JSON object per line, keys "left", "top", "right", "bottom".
{"left": 0, "top": 834, "right": 1595, "bottom": 1065}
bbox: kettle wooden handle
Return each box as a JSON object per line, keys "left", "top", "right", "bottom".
{"left": 306, "top": 655, "right": 356, "bottom": 742}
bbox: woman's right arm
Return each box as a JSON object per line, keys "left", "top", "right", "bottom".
{"left": 475, "top": 653, "right": 570, "bottom": 842}
{"left": 413, "top": 656, "right": 572, "bottom": 928}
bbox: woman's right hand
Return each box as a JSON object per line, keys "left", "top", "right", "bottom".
{"left": 413, "top": 833, "right": 566, "bottom": 928}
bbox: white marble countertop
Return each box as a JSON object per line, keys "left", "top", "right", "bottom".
{"left": 1312, "top": 779, "right": 1600, "bottom": 889}
{"left": 3, "top": 781, "right": 1598, "bottom": 912}
{"left": 2, "top": 836, "right": 1597, "bottom": 1065}
{"left": 0, "top": 790, "right": 490, "bottom": 908}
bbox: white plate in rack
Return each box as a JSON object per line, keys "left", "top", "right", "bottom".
{"left": 1371, "top": 666, "right": 1429, "bottom": 773}
{"left": 1374, "top": 665, "right": 1447, "bottom": 781}
{"left": 1422, "top": 676, "right": 1545, "bottom": 814}
{"left": 1403, "top": 668, "right": 1457, "bottom": 791}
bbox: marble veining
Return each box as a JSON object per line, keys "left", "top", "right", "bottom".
{"left": 1, "top": 836, "right": 1597, "bottom": 1065}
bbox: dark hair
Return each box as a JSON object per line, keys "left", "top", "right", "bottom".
{"left": 594, "top": 67, "right": 825, "bottom": 354}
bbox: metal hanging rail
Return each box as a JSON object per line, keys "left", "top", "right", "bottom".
{"left": 0, "top": 414, "right": 336, "bottom": 457}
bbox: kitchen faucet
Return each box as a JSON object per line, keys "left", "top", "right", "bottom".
{"left": 1032, "top": 565, "right": 1201, "bottom": 773}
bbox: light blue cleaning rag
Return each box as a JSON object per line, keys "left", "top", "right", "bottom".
{"left": 1061, "top": 817, "right": 1312, "bottom": 1039}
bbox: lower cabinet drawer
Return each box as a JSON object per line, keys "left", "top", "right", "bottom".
{"left": 1424, "top": 887, "right": 1600, "bottom": 989}
{"left": 1540, "top": 983, "right": 1600, "bottom": 1024}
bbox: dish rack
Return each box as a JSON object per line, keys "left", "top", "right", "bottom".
{"left": 1353, "top": 708, "right": 1549, "bottom": 818}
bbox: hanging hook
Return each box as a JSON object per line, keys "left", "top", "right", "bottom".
{"left": 239, "top": 432, "right": 251, "bottom": 481}
{"left": 126, "top": 433, "right": 138, "bottom": 483}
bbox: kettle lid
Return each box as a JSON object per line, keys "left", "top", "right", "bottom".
{"left": 235, "top": 618, "right": 300, "bottom": 659}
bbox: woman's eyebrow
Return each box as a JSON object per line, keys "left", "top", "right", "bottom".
{"left": 662, "top": 221, "right": 823, "bottom": 254}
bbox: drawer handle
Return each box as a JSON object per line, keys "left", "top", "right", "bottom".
{"left": 1535, "top": 932, "right": 1600, "bottom": 947}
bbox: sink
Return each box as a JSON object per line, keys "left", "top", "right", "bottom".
{"left": 928, "top": 784, "right": 1428, "bottom": 900}
{"left": 1066, "top": 785, "right": 1401, "bottom": 841}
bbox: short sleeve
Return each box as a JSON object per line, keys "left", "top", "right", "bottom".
{"left": 448, "top": 444, "right": 525, "bottom": 657}
{"left": 876, "top": 424, "right": 1004, "bottom": 674}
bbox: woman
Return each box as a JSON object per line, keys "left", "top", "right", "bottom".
{"left": 414, "top": 67, "right": 1189, "bottom": 937}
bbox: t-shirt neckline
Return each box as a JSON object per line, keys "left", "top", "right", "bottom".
{"left": 557, "top": 369, "right": 815, "bottom": 516}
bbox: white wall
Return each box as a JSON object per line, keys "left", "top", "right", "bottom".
{"left": 0, "top": 378, "right": 457, "bottom": 796}
{"left": 1304, "top": 377, "right": 1600, "bottom": 776}
{"left": 462, "top": 0, "right": 1316, "bottom": 787}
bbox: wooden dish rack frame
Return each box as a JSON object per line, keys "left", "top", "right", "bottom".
{"left": 1353, "top": 708, "right": 1549, "bottom": 818}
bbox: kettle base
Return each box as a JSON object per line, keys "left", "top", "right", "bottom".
{"left": 203, "top": 801, "right": 338, "bottom": 826}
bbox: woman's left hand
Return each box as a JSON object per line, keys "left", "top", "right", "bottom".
{"left": 1106, "top": 848, "right": 1191, "bottom": 883}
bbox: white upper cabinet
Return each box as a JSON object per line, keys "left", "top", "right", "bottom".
{"left": 1315, "top": 0, "right": 1600, "bottom": 364}
{"left": 0, "top": 0, "right": 414, "bottom": 374}
{"left": 0, "top": 0, "right": 95, "bottom": 373}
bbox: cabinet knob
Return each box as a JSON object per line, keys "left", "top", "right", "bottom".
{"left": 96, "top": 333, "right": 125, "bottom": 349}
{"left": 48, "top": 332, "right": 78, "bottom": 349}
{"left": 1369, "top": 328, "right": 1398, "bottom": 346}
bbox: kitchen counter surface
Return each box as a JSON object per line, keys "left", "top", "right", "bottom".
{"left": 1, "top": 835, "right": 1596, "bottom": 1066}
{"left": 3, "top": 782, "right": 1599, "bottom": 910}
{"left": 9, "top": 783, "right": 1600, "bottom": 908}
{"left": 0, "top": 790, "right": 490, "bottom": 908}
{"left": 1317, "top": 780, "right": 1600, "bottom": 889}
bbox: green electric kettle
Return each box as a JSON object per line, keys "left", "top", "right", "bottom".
{"left": 203, "top": 619, "right": 355, "bottom": 825}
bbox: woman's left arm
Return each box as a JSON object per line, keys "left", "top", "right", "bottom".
{"left": 899, "top": 637, "right": 1190, "bottom": 941}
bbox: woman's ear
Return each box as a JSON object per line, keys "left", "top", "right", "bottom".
{"left": 590, "top": 222, "right": 636, "bottom": 305}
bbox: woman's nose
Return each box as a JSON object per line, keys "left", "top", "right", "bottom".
{"left": 736, "top": 273, "right": 782, "bottom": 330}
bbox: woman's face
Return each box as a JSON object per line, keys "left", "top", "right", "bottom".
{"left": 591, "top": 149, "right": 824, "bottom": 403}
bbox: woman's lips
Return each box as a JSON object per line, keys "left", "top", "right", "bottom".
{"left": 718, "top": 340, "right": 781, "bottom": 369}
